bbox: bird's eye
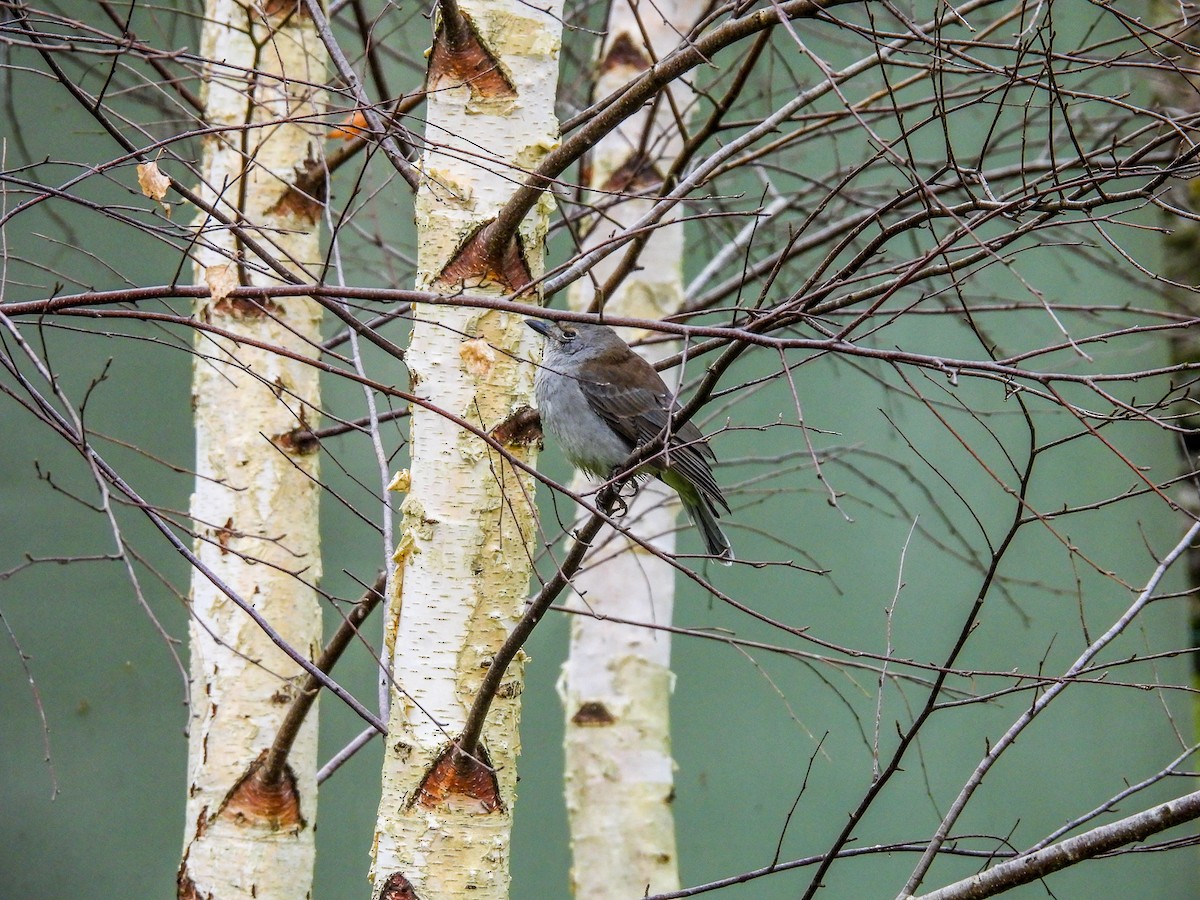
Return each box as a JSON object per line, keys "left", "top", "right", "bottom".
{"left": 561, "top": 327, "right": 578, "bottom": 340}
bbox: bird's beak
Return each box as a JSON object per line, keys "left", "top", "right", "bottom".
{"left": 525, "top": 318, "right": 552, "bottom": 338}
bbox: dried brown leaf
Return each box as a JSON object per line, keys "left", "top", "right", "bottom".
{"left": 205, "top": 264, "right": 238, "bottom": 303}
{"left": 136, "top": 161, "right": 170, "bottom": 202}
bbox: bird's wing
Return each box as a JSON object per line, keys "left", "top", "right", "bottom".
{"left": 579, "top": 374, "right": 728, "bottom": 514}
{"left": 578, "top": 375, "right": 665, "bottom": 444}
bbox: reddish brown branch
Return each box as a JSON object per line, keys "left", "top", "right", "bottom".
{"left": 260, "top": 571, "right": 387, "bottom": 785}
{"left": 453, "top": 489, "right": 613, "bottom": 761}
{"left": 481, "top": 0, "right": 860, "bottom": 266}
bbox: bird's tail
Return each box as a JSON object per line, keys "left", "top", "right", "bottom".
{"left": 683, "top": 495, "right": 733, "bottom": 566}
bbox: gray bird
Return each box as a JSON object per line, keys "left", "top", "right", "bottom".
{"left": 527, "top": 319, "right": 732, "bottom": 563}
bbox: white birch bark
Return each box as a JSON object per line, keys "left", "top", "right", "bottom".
{"left": 369, "top": 3, "right": 563, "bottom": 897}
{"left": 559, "top": 3, "right": 705, "bottom": 896}
{"left": 180, "top": 3, "right": 326, "bottom": 897}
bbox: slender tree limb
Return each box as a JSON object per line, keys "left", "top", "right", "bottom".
{"left": 906, "top": 790, "right": 1200, "bottom": 900}
{"left": 9, "top": 287, "right": 1200, "bottom": 397}
{"left": 261, "top": 571, "right": 387, "bottom": 785}
{"left": 792, "top": 419, "right": 1038, "bottom": 898}
{"left": 898, "top": 517, "right": 1200, "bottom": 897}
{"left": 301, "top": 0, "right": 421, "bottom": 190}
{"left": 317, "top": 725, "right": 379, "bottom": 784}
{"left": 296, "top": 90, "right": 425, "bottom": 203}
{"left": 96, "top": 0, "right": 204, "bottom": 112}
{"left": 8, "top": 4, "right": 316, "bottom": 285}
{"left": 481, "top": 0, "right": 867, "bottom": 264}
{"left": 0, "top": 314, "right": 386, "bottom": 733}
{"left": 349, "top": 0, "right": 391, "bottom": 104}
{"left": 282, "top": 408, "right": 409, "bottom": 451}
{"left": 590, "top": 27, "right": 773, "bottom": 311}
{"left": 454, "top": 490, "right": 613, "bottom": 760}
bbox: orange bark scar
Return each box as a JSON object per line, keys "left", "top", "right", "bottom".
{"left": 571, "top": 700, "right": 616, "bottom": 725}
{"left": 215, "top": 518, "right": 235, "bottom": 555}
{"left": 380, "top": 872, "right": 420, "bottom": 900}
{"left": 602, "top": 31, "right": 652, "bottom": 74}
{"left": 212, "top": 296, "right": 281, "bottom": 319}
{"left": 176, "top": 869, "right": 202, "bottom": 900}
{"left": 262, "top": 0, "right": 312, "bottom": 18}
{"left": 413, "top": 744, "right": 502, "bottom": 813}
{"left": 214, "top": 750, "right": 306, "bottom": 832}
{"left": 265, "top": 178, "right": 325, "bottom": 225}
{"left": 490, "top": 406, "right": 543, "bottom": 448}
{"left": 601, "top": 151, "right": 666, "bottom": 194}
{"left": 427, "top": 11, "right": 517, "bottom": 101}
{"left": 434, "top": 222, "right": 532, "bottom": 293}
{"left": 274, "top": 409, "right": 320, "bottom": 455}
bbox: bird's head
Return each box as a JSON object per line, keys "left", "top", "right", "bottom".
{"left": 525, "top": 319, "right": 625, "bottom": 359}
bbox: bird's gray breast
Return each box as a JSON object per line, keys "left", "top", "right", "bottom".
{"left": 535, "top": 363, "right": 633, "bottom": 478}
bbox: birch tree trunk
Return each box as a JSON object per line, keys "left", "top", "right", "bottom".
{"left": 179, "top": 3, "right": 327, "bottom": 897}
{"left": 559, "top": 2, "right": 706, "bottom": 896}
{"left": 369, "top": 2, "right": 563, "bottom": 897}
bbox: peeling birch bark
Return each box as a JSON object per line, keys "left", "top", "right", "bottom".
{"left": 369, "top": 3, "right": 564, "bottom": 898}
{"left": 180, "top": 3, "right": 327, "bottom": 898}
{"left": 559, "top": 3, "right": 706, "bottom": 896}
